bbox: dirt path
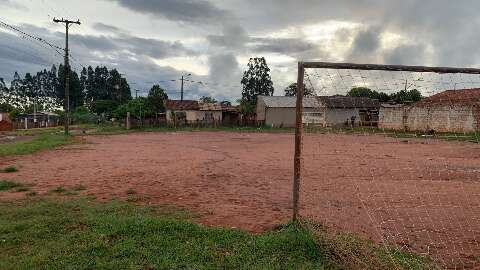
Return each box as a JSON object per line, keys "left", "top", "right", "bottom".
{"left": 1, "top": 131, "right": 479, "bottom": 268}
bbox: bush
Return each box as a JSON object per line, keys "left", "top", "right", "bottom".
{"left": 71, "top": 106, "right": 98, "bottom": 124}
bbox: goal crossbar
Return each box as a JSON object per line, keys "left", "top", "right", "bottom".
{"left": 301, "top": 61, "right": 480, "bottom": 74}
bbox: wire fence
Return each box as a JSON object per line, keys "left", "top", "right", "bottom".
{"left": 294, "top": 62, "right": 480, "bottom": 269}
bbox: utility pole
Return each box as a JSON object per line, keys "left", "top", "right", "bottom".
{"left": 53, "top": 17, "right": 81, "bottom": 135}
{"left": 180, "top": 73, "right": 191, "bottom": 101}
{"left": 135, "top": 89, "right": 140, "bottom": 99}
{"left": 180, "top": 76, "right": 184, "bottom": 101}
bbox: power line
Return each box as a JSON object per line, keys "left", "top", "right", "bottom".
{"left": 0, "top": 18, "right": 64, "bottom": 52}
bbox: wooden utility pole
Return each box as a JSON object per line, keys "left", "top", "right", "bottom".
{"left": 180, "top": 73, "right": 191, "bottom": 101}
{"left": 292, "top": 62, "right": 305, "bottom": 222}
{"left": 180, "top": 75, "right": 185, "bottom": 101}
{"left": 53, "top": 17, "right": 81, "bottom": 135}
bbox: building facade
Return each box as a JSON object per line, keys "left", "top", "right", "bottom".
{"left": 256, "top": 95, "right": 379, "bottom": 128}
{"left": 165, "top": 100, "right": 240, "bottom": 126}
{"left": 379, "top": 89, "right": 480, "bottom": 133}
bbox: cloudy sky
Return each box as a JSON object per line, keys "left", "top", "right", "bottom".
{"left": 1, "top": 0, "right": 480, "bottom": 101}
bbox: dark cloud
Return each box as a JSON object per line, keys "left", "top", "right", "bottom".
{"left": 207, "top": 24, "right": 249, "bottom": 51}
{"left": 250, "top": 37, "right": 316, "bottom": 55}
{"left": 109, "top": 0, "right": 230, "bottom": 24}
{"left": 347, "top": 26, "right": 382, "bottom": 62}
{"left": 384, "top": 44, "right": 427, "bottom": 65}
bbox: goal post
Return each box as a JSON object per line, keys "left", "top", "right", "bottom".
{"left": 293, "top": 61, "right": 480, "bottom": 268}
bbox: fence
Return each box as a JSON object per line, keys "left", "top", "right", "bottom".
{"left": 293, "top": 62, "right": 480, "bottom": 269}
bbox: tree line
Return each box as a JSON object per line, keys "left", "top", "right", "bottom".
{"left": 0, "top": 65, "right": 133, "bottom": 118}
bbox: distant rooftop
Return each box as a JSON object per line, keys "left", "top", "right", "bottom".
{"left": 317, "top": 96, "right": 380, "bottom": 109}
{"left": 165, "top": 100, "right": 199, "bottom": 110}
{"left": 415, "top": 88, "right": 480, "bottom": 107}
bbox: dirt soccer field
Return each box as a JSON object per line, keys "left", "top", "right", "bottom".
{"left": 1, "top": 131, "right": 479, "bottom": 267}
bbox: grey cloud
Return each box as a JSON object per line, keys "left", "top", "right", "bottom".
{"left": 92, "top": 22, "right": 127, "bottom": 34}
{"left": 347, "top": 26, "right": 382, "bottom": 62}
{"left": 109, "top": 0, "right": 230, "bottom": 24}
{"left": 207, "top": 53, "right": 241, "bottom": 99}
{"left": 250, "top": 37, "right": 315, "bottom": 55}
{"left": 384, "top": 44, "right": 427, "bottom": 65}
{"left": 207, "top": 24, "right": 249, "bottom": 51}
{"left": 0, "top": 0, "right": 27, "bottom": 10}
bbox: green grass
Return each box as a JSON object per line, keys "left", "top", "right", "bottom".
{"left": 0, "top": 198, "right": 434, "bottom": 270}
{"left": 50, "top": 186, "right": 67, "bottom": 193}
{"left": 72, "top": 185, "right": 87, "bottom": 192}
{"left": 15, "top": 187, "right": 30, "bottom": 192}
{"left": 2, "top": 166, "right": 18, "bottom": 173}
{"left": 0, "top": 180, "right": 24, "bottom": 191}
{"left": 25, "top": 191, "right": 37, "bottom": 197}
{"left": 0, "top": 133, "right": 76, "bottom": 157}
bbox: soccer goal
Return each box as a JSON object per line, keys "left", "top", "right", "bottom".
{"left": 292, "top": 62, "right": 480, "bottom": 269}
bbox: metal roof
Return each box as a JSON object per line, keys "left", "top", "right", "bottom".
{"left": 258, "top": 96, "right": 321, "bottom": 108}
{"left": 317, "top": 96, "right": 380, "bottom": 108}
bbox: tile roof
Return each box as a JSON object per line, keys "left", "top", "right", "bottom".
{"left": 165, "top": 100, "right": 200, "bottom": 110}
{"left": 317, "top": 96, "right": 380, "bottom": 109}
{"left": 199, "top": 103, "right": 223, "bottom": 111}
{"left": 415, "top": 88, "right": 480, "bottom": 107}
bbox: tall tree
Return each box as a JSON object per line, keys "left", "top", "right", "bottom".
{"left": 199, "top": 96, "right": 217, "bottom": 104}
{"left": 147, "top": 84, "right": 168, "bottom": 113}
{"left": 284, "top": 83, "right": 314, "bottom": 97}
{"left": 56, "top": 64, "right": 84, "bottom": 110}
{"left": 241, "top": 57, "right": 274, "bottom": 103}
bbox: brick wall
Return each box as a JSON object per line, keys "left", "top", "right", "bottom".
{"left": 380, "top": 105, "right": 478, "bottom": 133}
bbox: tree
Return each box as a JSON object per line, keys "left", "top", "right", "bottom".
{"left": 241, "top": 57, "right": 274, "bottom": 103}
{"left": 390, "top": 89, "right": 422, "bottom": 103}
{"left": 113, "top": 97, "right": 154, "bottom": 119}
{"left": 199, "top": 96, "right": 217, "bottom": 103}
{"left": 56, "top": 64, "right": 84, "bottom": 111}
{"left": 347, "top": 87, "right": 391, "bottom": 102}
{"left": 284, "top": 83, "right": 314, "bottom": 97}
{"left": 220, "top": 100, "right": 232, "bottom": 106}
{"left": 347, "top": 87, "right": 422, "bottom": 104}
{"left": 347, "top": 87, "right": 375, "bottom": 98}
{"left": 147, "top": 85, "right": 168, "bottom": 113}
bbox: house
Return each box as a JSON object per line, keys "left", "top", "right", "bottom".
{"left": 379, "top": 88, "right": 480, "bottom": 133}
{"left": 15, "top": 112, "right": 60, "bottom": 129}
{"left": 165, "top": 100, "right": 240, "bottom": 126}
{"left": 316, "top": 96, "right": 380, "bottom": 127}
{"left": 256, "top": 96, "right": 321, "bottom": 127}
{"left": 256, "top": 95, "right": 380, "bottom": 128}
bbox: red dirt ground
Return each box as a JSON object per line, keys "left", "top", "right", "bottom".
{"left": 1, "top": 131, "right": 479, "bottom": 268}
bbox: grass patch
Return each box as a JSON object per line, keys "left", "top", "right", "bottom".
{"left": 25, "top": 191, "right": 37, "bottom": 197}
{"left": 50, "top": 186, "right": 67, "bottom": 193}
{"left": 0, "top": 180, "right": 24, "bottom": 191}
{"left": 72, "top": 185, "right": 87, "bottom": 192}
{"left": 125, "top": 188, "right": 136, "bottom": 195}
{"left": 0, "top": 198, "right": 434, "bottom": 270}
{"left": 0, "top": 133, "right": 76, "bottom": 157}
{"left": 2, "top": 166, "right": 18, "bottom": 173}
{"left": 15, "top": 187, "right": 30, "bottom": 192}
{"left": 126, "top": 194, "right": 150, "bottom": 202}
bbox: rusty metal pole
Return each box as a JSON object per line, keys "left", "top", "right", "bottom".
{"left": 292, "top": 62, "right": 305, "bottom": 222}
